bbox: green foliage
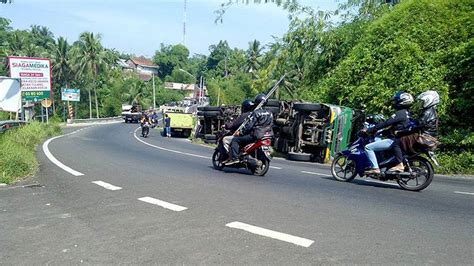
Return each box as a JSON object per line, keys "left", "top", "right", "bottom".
{"left": 153, "top": 44, "right": 190, "bottom": 79}
{"left": 0, "top": 122, "right": 61, "bottom": 184}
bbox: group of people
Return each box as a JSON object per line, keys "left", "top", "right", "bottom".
{"left": 140, "top": 110, "right": 171, "bottom": 138}
{"left": 218, "top": 90, "right": 439, "bottom": 173}
{"left": 363, "top": 90, "right": 440, "bottom": 174}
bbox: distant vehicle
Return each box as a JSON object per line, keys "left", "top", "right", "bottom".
{"left": 0, "top": 120, "right": 27, "bottom": 133}
{"left": 121, "top": 104, "right": 141, "bottom": 123}
{"left": 162, "top": 111, "right": 193, "bottom": 138}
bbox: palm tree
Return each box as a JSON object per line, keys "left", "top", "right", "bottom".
{"left": 50, "top": 37, "right": 71, "bottom": 87}
{"left": 70, "top": 32, "right": 108, "bottom": 118}
{"left": 246, "top": 40, "right": 263, "bottom": 76}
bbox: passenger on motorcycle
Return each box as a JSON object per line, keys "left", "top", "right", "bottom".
{"left": 363, "top": 91, "right": 414, "bottom": 174}
{"left": 396, "top": 90, "right": 440, "bottom": 154}
{"left": 225, "top": 94, "right": 274, "bottom": 165}
{"left": 221, "top": 99, "right": 255, "bottom": 157}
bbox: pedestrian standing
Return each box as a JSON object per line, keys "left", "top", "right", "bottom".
{"left": 164, "top": 114, "right": 171, "bottom": 138}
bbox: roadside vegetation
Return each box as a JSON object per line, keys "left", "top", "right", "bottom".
{"left": 0, "top": 122, "right": 61, "bottom": 184}
{"left": 0, "top": 0, "right": 472, "bottom": 174}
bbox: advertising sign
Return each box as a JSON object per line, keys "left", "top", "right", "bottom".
{"left": 61, "top": 88, "right": 80, "bottom": 102}
{"left": 0, "top": 77, "right": 21, "bottom": 112}
{"left": 8, "top": 56, "right": 52, "bottom": 101}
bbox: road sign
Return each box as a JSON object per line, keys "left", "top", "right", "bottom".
{"left": 22, "top": 90, "right": 50, "bottom": 102}
{"left": 41, "top": 98, "right": 52, "bottom": 108}
{"left": 61, "top": 88, "right": 80, "bottom": 102}
{"left": 8, "top": 56, "right": 52, "bottom": 101}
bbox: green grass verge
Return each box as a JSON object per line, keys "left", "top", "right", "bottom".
{"left": 436, "top": 151, "right": 474, "bottom": 175}
{"left": 0, "top": 121, "right": 61, "bottom": 184}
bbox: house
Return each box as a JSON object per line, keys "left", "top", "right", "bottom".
{"left": 119, "top": 57, "right": 159, "bottom": 81}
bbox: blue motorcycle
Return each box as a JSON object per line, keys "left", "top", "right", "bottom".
{"left": 331, "top": 119, "right": 438, "bottom": 191}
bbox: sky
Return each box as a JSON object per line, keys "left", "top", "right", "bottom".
{"left": 0, "top": 0, "right": 337, "bottom": 57}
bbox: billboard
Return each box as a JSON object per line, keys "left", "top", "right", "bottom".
{"left": 0, "top": 77, "right": 21, "bottom": 112}
{"left": 61, "top": 88, "right": 80, "bottom": 102}
{"left": 8, "top": 56, "right": 52, "bottom": 102}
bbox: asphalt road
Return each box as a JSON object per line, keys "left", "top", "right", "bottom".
{"left": 1, "top": 122, "right": 473, "bottom": 264}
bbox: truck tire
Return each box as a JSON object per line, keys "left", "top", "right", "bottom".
{"left": 203, "top": 111, "right": 221, "bottom": 117}
{"left": 293, "top": 103, "right": 322, "bottom": 112}
{"left": 287, "top": 152, "right": 312, "bottom": 161}
{"left": 204, "top": 134, "right": 217, "bottom": 140}
{"left": 265, "top": 106, "right": 280, "bottom": 115}
{"left": 197, "top": 111, "right": 204, "bottom": 116}
{"left": 199, "top": 106, "right": 221, "bottom": 111}
{"left": 266, "top": 99, "right": 280, "bottom": 107}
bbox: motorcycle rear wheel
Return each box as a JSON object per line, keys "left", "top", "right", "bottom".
{"left": 212, "top": 150, "right": 224, "bottom": 170}
{"left": 331, "top": 154, "right": 357, "bottom": 182}
{"left": 251, "top": 158, "right": 270, "bottom": 176}
{"left": 397, "top": 156, "right": 433, "bottom": 191}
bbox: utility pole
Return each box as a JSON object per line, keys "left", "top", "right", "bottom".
{"left": 152, "top": 73, "right": 156, "bottom": 110}
{"left": 182, "top": 0, "right": 187, "bottom": 46}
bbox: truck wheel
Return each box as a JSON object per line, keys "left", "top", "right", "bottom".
{"left": 287, "top": 152, "right": 312, "bottom": 161}
{"left": 203, "top": 111, "right": 221, "bottom": 117}
{"left": 265, "top": 106, "right": 280, "bottom": 116}
{"left": 293, "top": 103, "right": 322, "bottom": 112}
{"left": 197, "top": 111, "right": 204, "bottom": 116}
{"left": 266, "top": 99, "right": 280, "bottom": 107}
{"left": 200, "top": 106, "right": 221, "bottom": 111}
{"left": 204, "top": 134, "right": 217, "bottom": 140}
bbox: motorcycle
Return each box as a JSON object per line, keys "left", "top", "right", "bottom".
{"left": 331, "top": 118, "right": 439, "bottom": 191}
{"left": 212, "top": 130, "right": 273, "bottom": 176}
{"left": 141, "top": 121, "right": 150, "bottom": 138}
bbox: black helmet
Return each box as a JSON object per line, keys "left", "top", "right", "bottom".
{"left": 392, "top": 91, "right": 414, "bottom": 109}
{"left": 254, "top": 93, "right": 267, "bottom": 107}
{"left": 241, "top": 99, "right": 255, "bottom": 113}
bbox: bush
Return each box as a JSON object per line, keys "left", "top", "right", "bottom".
{"left": 0, "top": 122, "right": 61, "bottom": 184}
{"left": 437, "top": 152, "right": 474, "bottom": 175}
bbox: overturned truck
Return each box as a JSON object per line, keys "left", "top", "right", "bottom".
{"left": 195, "top": 100, "right": 355, "bottom": 163}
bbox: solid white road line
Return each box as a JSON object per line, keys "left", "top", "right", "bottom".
{"left": 362, "top": 179, "right": 400, "bottom": 187}
{"left": 454, "top": 191, "right": 474, "bottom": 196}
{"left": 43, "top": 135, "right": 84, "bottom": 176}
{"left": 226, "top": 221, "right": 314, "bottom": 248}
{"left": 92, "top": 181, "right": 122, "bottom": 191}
{"left": 301, "top": 171, "right": 329, "bottom": 176}
{"left": 134, "top": 128, "right": 210, "bottom": 159}
{"left": 270, "top": 166, "right": 282, "bottom": 170}
{"left": 138, "top": 196, "right": 188, "bottom": 212}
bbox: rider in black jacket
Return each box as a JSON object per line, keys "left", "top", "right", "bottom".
{"left": 226, "top": 94, "right": 273, "bottom": 165}
{"left": 221, "top": 100, "right": 254, "bottom": 157}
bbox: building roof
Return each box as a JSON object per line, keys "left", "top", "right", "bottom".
{"left": 129, "top": 57, "right": 158, "bottom": 68}
{"left": 139, "top": 73, "right": 153, "bottom": 82}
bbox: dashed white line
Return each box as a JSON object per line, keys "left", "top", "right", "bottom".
{"left": 301, "top": 171, "right": 329, "bottom": 176}
{"left": 134, "top": 128, "right": 209, "bottom": 159}
{"left": 226, "top": 221, "right": 314, "bottom": 247}
{"left": 454, "top": 191, "right": 474, "bottom": 196}
{"left": 362, "top": 179, "right": 400, "bottom": 187}
{"left": 138, "top": 196, "right": 188, "bottom": 212}
{"left": 43, "top": 134, "right": 85, "bottom": 176}
{"left": 92, "top": 181, "right": 122, "bottom": 191}
{"left": 270, "top": 166, "right": 282, "bottom": 170}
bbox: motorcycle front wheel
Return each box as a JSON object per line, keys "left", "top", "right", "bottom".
{"left": 212, "top": 150, "right": 224, "bottom": 170}
{"left": 397, "top": 156, "right": 434, "bottom": 191}
{"left": 331, "top": 154, "right": 357, "bottom": 182}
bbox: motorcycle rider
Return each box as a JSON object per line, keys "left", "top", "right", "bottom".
{"left": 221, "top": 100, "right": 255, "bottom": 158}
{"left": 140, "top": 112, "right": 151, "bottom": 137}
{"left": 226, "top": 94, "right": 274, "bottom": 165}
{"left": 363, "top": 91, "right": 414, "bottom": 174}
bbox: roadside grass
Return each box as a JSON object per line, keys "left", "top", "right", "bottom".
{"left": 437, "top": 152, "right": 474, "bottom": 175}
{"left": 0, "top": 121, "right": 61, "bottom": 184}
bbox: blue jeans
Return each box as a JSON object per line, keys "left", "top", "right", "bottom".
{"left": 365, "top": 139, "right": 394, "bottom": 169}
{"left": 166, "top": 126, "right": 171, "bottom": 136}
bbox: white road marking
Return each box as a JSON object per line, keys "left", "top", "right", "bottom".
{"left": 138, "top": 196, "right": 187, "bottom": 212}
{"left": 43, "top": 132, "right": 85, "bottom": 176}
{"left": 92, "top": 181, "right": 122, "bottom": 191}
{"left": 454, "top": 191, "right": 474, "bottom": 196}
{"left": 301, "top": 171, "right": 329, "bottom": 176}
{"left": 134, "top": 128, "right": 210, "bottom": 159}
{"left": 270, "top": 166, "right": 282, "bottom": 170}
{"left": 226, "top": 221, "right": 314, "bottom": 247}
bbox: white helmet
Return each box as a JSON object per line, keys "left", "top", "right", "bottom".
{"left": 417, "top": 90, "right": 440, "bottom": 108}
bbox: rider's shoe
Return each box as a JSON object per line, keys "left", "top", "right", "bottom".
{"left": 388, "top": 163, "right": 404, "bottom": 172}
{"left": 364, "top": 168, "right": 380, "bottom": 175}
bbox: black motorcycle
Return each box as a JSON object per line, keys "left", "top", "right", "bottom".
{"left": 141, "top": 121, "right": 150, "bottom": 138}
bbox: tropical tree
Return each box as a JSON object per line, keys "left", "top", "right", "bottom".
{"left": 70, "top": 32, "right": 108, "bottom": 118}
{"left": 245, "top": 40, "right": 263, "bottom": 75}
